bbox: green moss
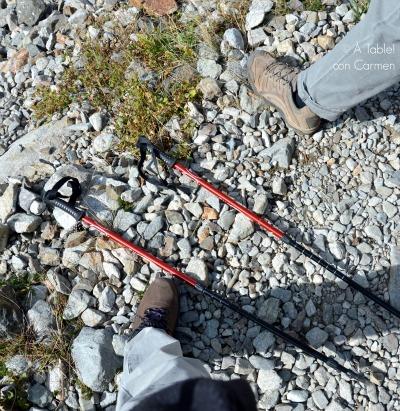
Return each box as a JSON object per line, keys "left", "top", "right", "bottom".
{"left": 171, "top": 140, "right": 193, "bottom": 161}
{"left": 274, "top": 0, "right": 290, "bottom": 15}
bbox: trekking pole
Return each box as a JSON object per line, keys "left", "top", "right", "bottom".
{"left": 136, "top": 137, "right": 400, "bottom": 321}
{"left": 43, "top": 176, "right": 366, "bottom": 383}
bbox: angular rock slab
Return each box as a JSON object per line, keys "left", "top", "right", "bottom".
{"left": 72, "top": 327, "right": 122, "bottom": 392}
{"left": 0, "top": 117, "right": 73, "bottom": 183}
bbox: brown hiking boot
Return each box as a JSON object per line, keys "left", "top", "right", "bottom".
{"left": 248, "top": 50, "right": 321, "bottom": 135}
{"left": 131, "top": 278, "right": 179, "bottom": 335}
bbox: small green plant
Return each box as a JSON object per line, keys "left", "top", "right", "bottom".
{"left": 118, "top": 197, "right": 134, "bottom": 212}
{"left": 0, "top": 372, "right": 30, "bottom": 411}
{"left": 349, "top": 0, "right": 370, "bottom": 21}
{"left": 171, "top": 140, "right": 192, "bottom": 161}
{"left": 75, "top": 380, "right": 93, "bottom": 401}
{"left": 0, "top": 273, "right": 44, "bottom": 298}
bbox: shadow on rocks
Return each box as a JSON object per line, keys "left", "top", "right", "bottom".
{"left": 174, "top": 268, "right": 399, "bottom": 405}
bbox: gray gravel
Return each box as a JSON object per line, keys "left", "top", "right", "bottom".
{"left": 1, "top": 0, "right": 400, "bottom": 409}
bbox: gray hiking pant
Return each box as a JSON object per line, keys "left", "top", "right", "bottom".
{"left": 298, "top": 0, "right": 400, "bottom": 121}
{"left": 116, "top": 327, "right": 210, "bottom": 410}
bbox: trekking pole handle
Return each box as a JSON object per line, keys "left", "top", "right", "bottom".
{"left": 137, "top": 136, "right": 176, "bottom": 167}
{"left": 45, "top": 197, "right": 85, "bottom": 221}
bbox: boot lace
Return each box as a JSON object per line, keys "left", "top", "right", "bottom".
{"left": 137, "top": 307, "right": 168, "bottom": 332}
{"left": 264, "top": 61, "right": 299, "bottom": 85}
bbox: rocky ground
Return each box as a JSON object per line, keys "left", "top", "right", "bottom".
{"left": 1, "top": 0, "right": 400, "bottom": 410}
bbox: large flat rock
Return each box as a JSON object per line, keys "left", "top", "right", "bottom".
{"left": 0, "top": 117, "right": 72, "bottom": 183}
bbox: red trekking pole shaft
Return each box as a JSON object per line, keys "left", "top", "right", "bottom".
{"left": 174, "top": 163, "right": 284, "bottom": 239}
{"left": 82, "top": 216, "right": 198, "bottom": 287}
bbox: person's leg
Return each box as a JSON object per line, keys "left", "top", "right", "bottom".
{"left": 115, "top": 278, "right": 210, "bottom": 411}
{"left": 298, "top": 0, "right": 400, "bottom": 121}
{"left": 116, "top": 327, "right": 210, "bottom": 411}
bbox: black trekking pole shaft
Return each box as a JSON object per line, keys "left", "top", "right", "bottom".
{"left": 197, "top": 284, "right": 365, "bottom": 382}
{"left": 136, "top": 137, "right": 400, "bottom": 321}
{"left": 282, "top": 236, "right": 400, "bottom": 319}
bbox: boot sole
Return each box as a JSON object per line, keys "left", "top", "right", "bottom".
{"left": 247, "top": 53, "right": 320, "bottom": 136}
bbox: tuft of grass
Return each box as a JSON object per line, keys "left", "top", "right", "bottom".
{"left": 217, "top": 0, "right": 251, "bottom": 33}
{"left": 274, "top": 0, "right": 290, "bottom": 15}
{"left": 304, "top": 0, "right": 324, "bottom": 12}
{"left": 75, "top": 380, "right": 93, "bottom": 401}
{"left": 349, "top": 0, "right": 370, "bottom": 21}
{"left": 0, "top": 273, "right": 45, "bottom": 299}
{"left": 171, "top": 140, "right": 193, "bottom": 161}
{"left": 0, "top": 293, "right": 83, "bottom": 410}
{"left": 33, "top": 17, "right": 200, "bottom": 151}
{"left": 133, "top": 21, "right": 198, "bottom": 78}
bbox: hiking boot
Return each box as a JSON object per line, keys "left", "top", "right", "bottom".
{"left": 248, "top": 50, "right": 321, "bottom": 135}
{"left": 131, "top": 278, "right": 179, "bottom": 335}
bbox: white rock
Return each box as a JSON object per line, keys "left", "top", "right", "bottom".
{"left": 93, "top": 133, "right": 115, "bottom": 153}
{"left": 272, "top": 177, "right": 287, "bottom": 195}
{"left": 7, "top": 213, "right": 41, "bottom": 233}
{"left": 247, "top": 28, "right": 267, "bottom": 47}
{"left": 197, "top": 59, "right": 222, "bottom": 79}
{"left": 287, "top": 390, "right": 308, "bottom": 402}
{"left": 63, "top": 290, "right": 93, "bottom": 320}
{"left": 186, "top": 258, "right": 209, "bottom": 284}
{"left": 81, "top": 308, "right": 107, "bottom": 327}
{"left": 227, "top": 213, "right": 254, "bottom": 243}
{"left": 257, "top": 369, "right": 282, "bottom": 392}
{"left": 71, "top": 327, "right": 122, "bottom": 391}
{"left": 245, "top": 10, "right": 265, "bottom": 30}
{"left": 89, "top": 112, "right": 105, "bottom": 131}
{"left": 98, "top": 286, "right": 116, "bottom": 312}
{"left": 223, "top": 28, "right": 245, "bottom": 50}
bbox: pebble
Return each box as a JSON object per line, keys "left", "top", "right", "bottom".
{"left": 186, "top": 258, "right": 209, "bottom": 284}
{"left": 223, "top": 28, "right": 245, "bottom": 50}
{"left": 287, "top": 390, "right": 308, "bottom": 402}
{"left": 89, "top": 112, "right": 105, "bottom": 131}
{"left": 7, "top": 213, "right": 41, "bottom": 233}
{"left": 305, "top": 327, "right": 328, "bottom": 348}
{"left": 228, "top": 213, "right": 254, "bottom": 243}
{"left": 257, "top": 369, "right": 282, "bottom": 392}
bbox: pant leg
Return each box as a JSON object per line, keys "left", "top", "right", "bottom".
{"left": 116, "top": 327, "right": 210, "bottom": 411}
{"left": 297, "top": 0, "right": 400, "bottom": 121}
